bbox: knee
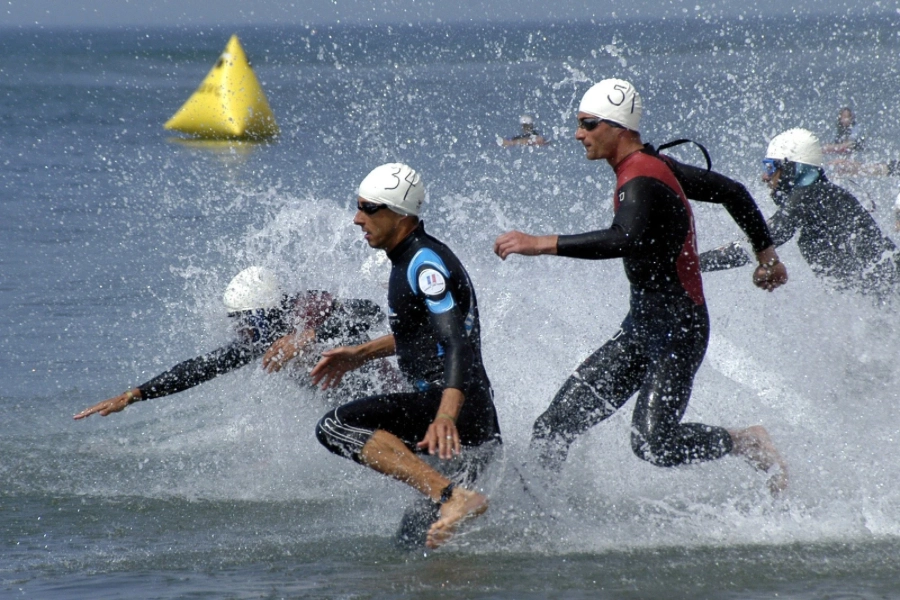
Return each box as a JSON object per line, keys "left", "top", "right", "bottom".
{"left": 630, "top": 429, "right": 673, "bottom": 467}
{"left": 531, "top": 414, "right": 577, "bottom": 472}
{"left": 531, "top": 393, "right": 591, "bottom": 442}
{"left": 315, "top": 410, "right": 340, "bottom": 454}
{"left": 531, "top": 411, "right": 556, "bottom": 441}
{"left": 315, "top": 409, "right": 370, "bottom": 462}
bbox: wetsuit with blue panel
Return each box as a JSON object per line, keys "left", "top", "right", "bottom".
{"left": 315, "top": 221, "right": 500, "bottom": 548}
{"left": 532, "top": 148, "right": 775, "bottom": 471}
{"left": 316, "top": 221, "right": 500, "bottom": 462}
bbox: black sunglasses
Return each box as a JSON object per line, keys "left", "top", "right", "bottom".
{"left": 577, "top": 117, "right": 623, "bottom": 132}
{"left": 357, "top": 201, "right": 389, "bottom": 215}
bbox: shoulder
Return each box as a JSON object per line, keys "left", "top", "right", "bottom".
{"left": 406, "top": 247, "right": 452, "bottom": 292}
{"left": 618, "top": 152, "right": 682, "bottom": 193}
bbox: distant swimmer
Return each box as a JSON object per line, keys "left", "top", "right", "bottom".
{"left": 823, "top": 107, "right": 865, "bottom": 156}
{"left": 74, "top": 266, "right": 388, "bottom": 420}
{"left": 494, "top": 79, "right": 788, "bottom": 495}
{"left": 823, "top": 107, "right": 900, "bottom": 177}
{"left": 310, "top": 164, "right": 501, "bottom": 549}
{"left": 501, "top": 114, "right": 550, "bottom": 147}
{"left": 701, "top": 128, "right": 900, "bottom": 301}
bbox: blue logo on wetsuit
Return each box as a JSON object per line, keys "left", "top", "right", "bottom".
{"left": 407, "top": 248, "right": 455, "bottom": 314}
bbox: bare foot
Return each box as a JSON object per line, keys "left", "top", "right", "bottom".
{"left": 425, "top": 487, "right": 488, "bottom": 549}
{"left": 729, "top": 425, "right": 788, "bottom": 496}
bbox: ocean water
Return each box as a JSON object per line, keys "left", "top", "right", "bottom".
{"left": 3, "top": 13, "right": 900, "bottom": 599}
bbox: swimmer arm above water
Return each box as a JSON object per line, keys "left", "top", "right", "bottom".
{"left": 496, "top": 231, "right": 787, "bottom": 292}
{"left": 73, "top": 344, "right": 257, "bottom": 420}
{"left": 74, "top": 388, "right": 143, "bottom": 419}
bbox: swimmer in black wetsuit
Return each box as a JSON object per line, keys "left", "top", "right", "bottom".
{"left": 700, "top": 128, "right": 900, "bottom": 302}
{"left": 494, "top": 78, "right": 789, "bottom": 494}
{"left": 74, "top": 266, "right": 387, "bottom": 419}
{"left": 311, "top": 163, "right": 500, "bottom": 549}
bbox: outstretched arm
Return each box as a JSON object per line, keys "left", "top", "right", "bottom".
{"left": 73, "top": 342, "right": 258, "bottom": 420}
{"left": 700, "top": 241, "right": 787, "bottom": 291}
{"left": 310, "top": 334, "right": 396, "bottom": 389}
{"left": 74, "top": 388, "right": 142, "bottom": 420}
{"left": 494, "top": 231, "right": 558, "bottom": 259}
{"left": 699, "top": 241, "right": 753, "bottom": 272}
{"left": 667, "top": 158, "right": 788, "bottom": 291}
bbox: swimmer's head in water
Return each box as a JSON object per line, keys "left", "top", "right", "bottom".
{"left": 578, "top": 78, "right": 642, "bottom": 132}
{"left": 357, "top": 163, "right": 425, "bottom": 217}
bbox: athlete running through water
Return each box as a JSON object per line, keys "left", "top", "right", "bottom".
{"left": 494, "top": 78, "right": 789, "bottom": 494}
{"left": 701, "top": 128, "right": 900, "bottom": 302}
{"left": 310, "top": 163, "right": 501, "bottom": 548}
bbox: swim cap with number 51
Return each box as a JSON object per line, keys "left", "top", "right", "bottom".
{"left": 579, "top": 78, "right": 642, "bottom": 132}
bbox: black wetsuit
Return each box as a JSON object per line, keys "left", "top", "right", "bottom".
{"left": 316, "top": 221, "right": 500, "bottom": 461}
{"left": 136, "top": 292, "right": 384, "bottom": 400}
{"left": 532, "top": 148, "right": 774, "bottom": 470}
{"left": 700, "top": 173, "right": 900, "bottom": 300}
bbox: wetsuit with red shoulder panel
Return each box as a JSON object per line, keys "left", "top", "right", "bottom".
{"left": 532, "top": 149, "right": 737, "bottom": 470}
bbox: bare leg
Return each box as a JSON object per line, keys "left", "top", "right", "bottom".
{"left": 729, "top": 425, "right": 788, "bottom": 495}
{"left": 360, "top": 430, "right": 488, "bottom": 548}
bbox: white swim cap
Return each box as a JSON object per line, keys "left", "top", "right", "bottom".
{"left": 357, "top": 163, "right": 425, "bottom": 217}
{"left": 223, "top": 266, "right": 284, "bottom": 313}
{"left": 579, "top": 79, "right": 642, "bottom": 132}
{"left": 520, "top": 114, "right": 534, "bottom": 125}
{"left": 894, "top": 191, "right": 900, "bottom": 212}
{"left": 766, "top": 128, "right": 824, "bottom": 168}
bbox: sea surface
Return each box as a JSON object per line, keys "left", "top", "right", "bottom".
{"left": 3, "top": 13, "right": 900, "bottom": 599}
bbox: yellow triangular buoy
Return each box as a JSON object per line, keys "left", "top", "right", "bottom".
{"left": 164, "top": 34, "right": 279, "bottom": 140}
